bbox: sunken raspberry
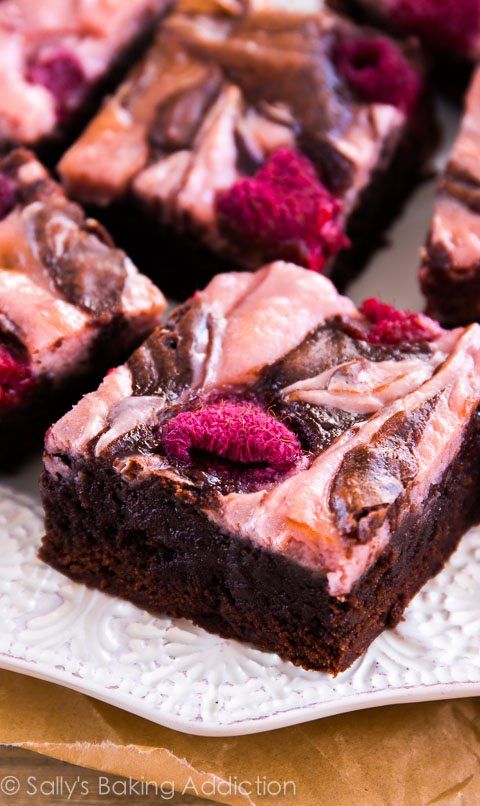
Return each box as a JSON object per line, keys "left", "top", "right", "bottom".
{"left": 162, "top": 400, "right": 302, "bottom": 481}
{"left": 361, "top": 298, "right": 442, "bottom": 344}
{"left": 26, "top": 49, "right": 86, "bottom": 122}
{"left": 216, "top": 149, "right": 349, "bottom": 272}
{"left": 0, "top": 345, "right": 33, "bottom": 408}
{"left": 391, "top": 0, "right": 480, "bottom": 55}
{"left": 335, "top": 36, "right": 421, "bottom": 113}
{"left": 0, "top": 174, "right": 16, "bottom": 221}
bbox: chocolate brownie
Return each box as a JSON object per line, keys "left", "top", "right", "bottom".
{"left": 0, "top": 0, "right": 170, "bottom": 153}
{"left": 58, "top": 0, "right": 435, "bottom": 297}
{"left": 420, "top": 67, "right": 480, "bottom": 326}
{"left": 344, "top": 0, "right": 480, "bottom": 62}
{"left": 0, "top": 148, "right": 166, "bottom": 463}
{"left": 40, "top": 261, "right": 480, "bottom": 674}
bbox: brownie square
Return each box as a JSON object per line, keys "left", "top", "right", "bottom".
{"left": 0, "top": 0, "right": 170, "bottom": 152}
{"left": 40, "top": 261, "right": 480, "bottom": 673}
{"left": 58, "top": 1, "right": 435, "bottom": 297}
{"left": 420, "top": 66, "right": 480, "bottom": 326}
{"left": 0, "top": 148, "right": 166, "bottom": 462}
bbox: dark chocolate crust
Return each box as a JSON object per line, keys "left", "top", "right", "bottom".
{"left": 39, "top": 405, "right": 480, "bottom": 674}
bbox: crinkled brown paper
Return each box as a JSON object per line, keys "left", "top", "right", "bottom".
{"left": 0, "top": 670, "right": 479, "bottom": 804}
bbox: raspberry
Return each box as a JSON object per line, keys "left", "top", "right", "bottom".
{"left": 216, "top": 149, "right": 349, "bottom": 272}
{"left": 162, "top": 399, "right": 302, "bottom": 482}
{"left": 0, "top": 174, "right": 16, "bottom": 221}
{"left": 391, "top": 0, "right": 480, "bottom": 54}
{"left": 335, "top": 36, "right": 421, "bottom": 113}
{"left": 0, "top": 346, "right": 33, "bottom": 408}
{"left": 361, "top": 298, "right": 442, "bottom": 344}
{"left": 26, "top": 49, "right": 86, "bottom": 122}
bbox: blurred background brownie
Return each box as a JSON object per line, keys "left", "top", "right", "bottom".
{"left": 40, "top": 261, "right": 480, "bottom": 673}
{"left": 342, "top": 0, "right": 480, "bottom": 90}
{"left": 59, "top": 0, "right": 436, "bottom": 297}
{"left": 0, "top": 0, "right": 171, "bottom": 156}
{"left": 420, "top": 67, "right": 480, "bottom": 326}
{"left": 0, "top": 148, "right": 166, "bottom": 463}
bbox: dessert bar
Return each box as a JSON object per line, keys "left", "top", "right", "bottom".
{"left": 0, "top": 0, "right": 169, "bottom": 150}
{"left": 0, "top": 148, "right": 166, "bottom": 461}
{"left": 59, "top": 1, "right": 434, "bottom": 296}
{"left": 40, "top": 261, "right": 480, "bottom": 673}
{"left": 420, "top": 67, "right": 480, "bottom": 326}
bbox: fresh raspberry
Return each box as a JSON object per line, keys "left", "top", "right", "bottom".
{"left": 216, "top": 149, "right": 349, "bottom": 272}
{"left": 26, "top": 49, "right": 86, "bottom": 122}
{"left": 0, "top": 174, "right": 16, "bottom": 221}
{"left": 335, "top": 36, "right": 421, "bottom": 113}
{"left": 0, "top": 346, "right": 33, "bottom": 408}
{"left": 391, "top": 0, "right": 480, "bottom": 55}
{"left": 162, "top": 399, "right": 302, "bottom": 483}
{"left": 361, "top": 298, "right": 442, "bottom": 344}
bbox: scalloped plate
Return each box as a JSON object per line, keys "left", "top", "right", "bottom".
{"left": 1, "top": 102, "right": 477, "bottom": 737}
{"left": 0, "top": 482, "right": 480, "bottom": 737}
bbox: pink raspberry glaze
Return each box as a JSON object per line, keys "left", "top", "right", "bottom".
{"left": 335, "top": 37, "right": 421, "bottom": 113}
{"left": 0, "top": 345, "right": 33, "bottom": 408}
{"left": 391, "top": 0, "right": 480, "bottom": 54}
{"left": 26, "top": 49, "right": 86, "bottom": 122}
{"left": 162, "top": 400, "right": 302, "bottom": 480}
{"left": 0, "top": 174, "right": 16, "bottom": 221}
{"left": 216, "top": 149, "right": 349, "bottom": 272}
{"left": 361, "top": 298, "right": 442, "bottom": 345}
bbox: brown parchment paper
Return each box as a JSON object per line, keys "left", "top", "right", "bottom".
{"left": 0, "top": 670, "right": 479, "bottom": 805}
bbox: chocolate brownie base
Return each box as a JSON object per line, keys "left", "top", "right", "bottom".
{"left": 420, "top": 244, "right": 480, "bottom": 327}
{"left": 88, "top": 103, "right": 436, "bottom": 299}
{"left": 39, "top": 405, "right": 480, "bottom": 674}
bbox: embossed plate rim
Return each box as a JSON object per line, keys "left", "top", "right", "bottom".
{"left": 1, "top": 654, "right": 480, "bottom": 737}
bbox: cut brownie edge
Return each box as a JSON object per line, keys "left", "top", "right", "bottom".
{"left": 39, "top": 405, "right": 480, "bottom": 675}
{"left": 420, "top": 66, "right": 480, "bottom": 325}
{"left": 420, "top": 242, "right": 480, "bottom": 327}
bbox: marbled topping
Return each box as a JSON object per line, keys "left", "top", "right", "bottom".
{"left": 59, "top": 3, "right": 422, "bottom": 271}
{"left": 422, "top": 67, "right": 480, "bottom": 277}
{"left": 282, "top": 358, "right": 439, "bottom": 415}
{"left": 0, "top": 0, "right": 168, "bottom": 144}
{"left": 208, "top": 318, "right": 476, "bottom": 596}
{"left": 45, "top": 261, "right": 359, "bottom": 458}
{"left": 44, "top": 263, "right": 472, "bottom": 597}
{"left": 0, "top": 149, "right": 166, "bottom": 379}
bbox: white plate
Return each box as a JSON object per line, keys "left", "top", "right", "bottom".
{"left": 1, "top": 101, "right": 477, "bottom": 738}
